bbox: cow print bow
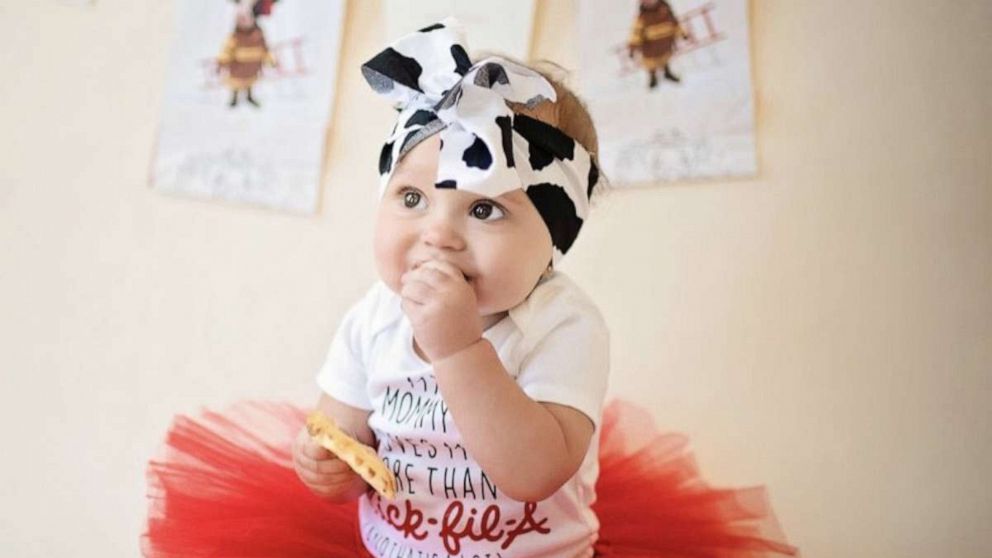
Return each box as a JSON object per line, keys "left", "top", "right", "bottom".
{"left": 361, "top": 18, "right": 600, "bottom": 262}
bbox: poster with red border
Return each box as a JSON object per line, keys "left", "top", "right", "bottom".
{"left": 578, "top": 0, "right": 756, "bottom": 186}
{"left": 151, "top": 0, "right": 345, "bottom": 213}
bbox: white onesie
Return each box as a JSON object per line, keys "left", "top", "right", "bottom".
{"left": 317, "top": 271, "right": 610, "bottom": 558}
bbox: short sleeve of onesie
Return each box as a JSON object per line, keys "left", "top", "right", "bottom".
{"left": 315, "top": 285, "right": 388, "bottom": 411}
{"left": 511, "top": 275, "right": 611, "bottom": 429}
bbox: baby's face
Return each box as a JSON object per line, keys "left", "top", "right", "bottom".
{"left": 373, "top": 134, "right": 553, "bottom": 321}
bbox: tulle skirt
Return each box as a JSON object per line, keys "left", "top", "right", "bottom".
{"left": 143, "top": 400, "right": 798, "bottom": 557}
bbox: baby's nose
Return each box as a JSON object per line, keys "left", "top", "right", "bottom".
{"left": 422, "top": 217, "right": 465, "bottom": 250}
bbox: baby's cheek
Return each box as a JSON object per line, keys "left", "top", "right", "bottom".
{"left": 372, "top": 235, "right": 403, "bottom": 291}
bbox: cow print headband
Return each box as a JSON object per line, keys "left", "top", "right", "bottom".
{"left": 361, "top": 18, "right": 600, "bottom": 263}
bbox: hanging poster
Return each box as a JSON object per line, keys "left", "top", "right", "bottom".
{"left": 151, "top": 0, "right": 345, "bottom": 213}
{"left": 578, "top": 0, "right": 756, "bottom": 185}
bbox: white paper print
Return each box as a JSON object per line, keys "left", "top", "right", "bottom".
{"left": 578, "top": 0, "right": 756, "bottom": 185}
{"left": 151, "top": 0, "right": 345, "bottom": 213}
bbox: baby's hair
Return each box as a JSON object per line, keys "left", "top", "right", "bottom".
{"left": 474, "top": 53, "right": 612, "bottom": 204}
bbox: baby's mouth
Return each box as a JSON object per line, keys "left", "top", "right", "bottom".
{"left": 410, "top": 261, "right": 472, "bottom": 282}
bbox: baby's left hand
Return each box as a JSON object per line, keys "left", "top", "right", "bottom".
{"left": 400, "top": 260, "right": 482, "bottom": 363}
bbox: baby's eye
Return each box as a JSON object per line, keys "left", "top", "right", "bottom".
{"left": 470, "top": 202, "right": 505, "bottom": 221}
{"left": 400, "top": 188, "right": 426, "bottom": 209}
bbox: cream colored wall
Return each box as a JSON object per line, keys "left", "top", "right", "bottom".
{"left": 1, "top": 0, "right": 989, "bottom": 556}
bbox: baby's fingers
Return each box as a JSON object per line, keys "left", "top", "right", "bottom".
{"left": 419, "top": 260, "right": 463, "bottom": 282}
{"left": 400, "top": 278, "right": 433, "bottom": 305}
{"left": 294, "top": 447, "right": 352, "bottom": 474}
{"left": 294, "top": 459, "right": 355, "bottom": 486}
{"left": 295, "top": 428, "right": 333, "bottom": 460}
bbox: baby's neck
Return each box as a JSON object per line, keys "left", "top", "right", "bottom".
{"left": 481, "top": 311, "right": 508, "bottom": 331}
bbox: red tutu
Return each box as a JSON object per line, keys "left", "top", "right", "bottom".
{"left": 144, "top": 401, "right": 798, "bottom": 557}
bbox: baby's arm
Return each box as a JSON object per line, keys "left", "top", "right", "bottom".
{"left": 292, "top": 393, "right": 375, "bottom": 503}
{"left": 400, "top": 260, "right": 599, "bottom": 501}
{"left": 433, "top": 341, "right": 595, "bottom": 503}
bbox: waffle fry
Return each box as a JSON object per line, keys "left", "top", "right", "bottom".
{"left": 306, "top": 411, "right": 396, "bottom": 500}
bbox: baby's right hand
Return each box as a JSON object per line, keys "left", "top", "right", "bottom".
{"left": 292, "top": 426, "right": 367, "bottom": 503}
